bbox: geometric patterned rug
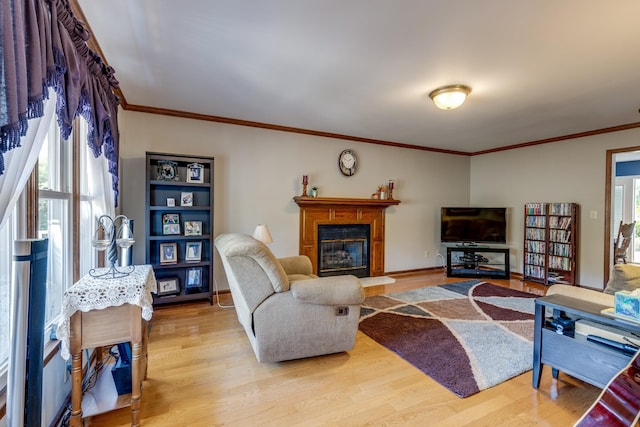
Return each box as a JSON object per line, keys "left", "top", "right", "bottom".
{"left": 359, "top": 280, "right": 537, "bottom": 398}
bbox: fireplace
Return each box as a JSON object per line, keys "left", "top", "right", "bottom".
{"left": 318, "top": 224, "right": 370, "bottom": 277}
{"left": 293, "top": 196, "right": 400, "bottom": 276}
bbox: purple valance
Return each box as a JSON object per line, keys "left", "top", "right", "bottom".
{"left": 0, "top": 0, "right": 120, "bottom": 205}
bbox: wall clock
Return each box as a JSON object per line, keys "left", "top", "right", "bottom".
{"left": 338, "top": 149, "right": 358, "bottom": 176}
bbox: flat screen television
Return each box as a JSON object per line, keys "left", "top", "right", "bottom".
{"left": 440, "top": 207, "right": 507, "bottom": 244}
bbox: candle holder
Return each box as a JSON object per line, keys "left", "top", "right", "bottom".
{"left": 388, "top": 180, "right": 394, "bottom": 199}
{"left": 301, "top": 175, "right": 309, "bottom": 197}
{"left": 90, "top": 214, "right": 136, "bottom": 279}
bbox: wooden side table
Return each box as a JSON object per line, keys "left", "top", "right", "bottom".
{"left": 57, "top": 265, "right": 156, "bottom": 427}
{"left": 69, "top": 305, "right": 147, "bottom": 426}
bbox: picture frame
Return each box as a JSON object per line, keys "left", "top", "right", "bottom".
{"left": 184, "top": 221, "right": 202, "bottom": 236}
{"left": 185, "top": 241, "right": 202, "bottom": 262}
{"left": 156, "top": 277, "right": 180, "bottom": 296}
{"left": 159, "top": 242, "right": 178, "bottom": 264}
{"left": 181, "top": 191, "right": 193, "bottom": 207}
{"left": 186, "top": 163, "right": 204, "bottom": 183}
{"left": 162, "top": 213, "right": 180, "bottom": 235}
{"left": 156, "top": 160, "right": 179, "bottom": 181}
{"left": 167, "top": 198, "right": 175, "bottom": 207}
{"left": 185, "top": 267, "right": 202, "bottom": 289}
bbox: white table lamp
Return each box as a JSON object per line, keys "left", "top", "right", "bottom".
{"left": 253, "top": 224, "right": 273, "bottom": 244}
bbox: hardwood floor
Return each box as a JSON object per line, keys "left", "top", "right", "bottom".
{"left": 86, "top": 271, "right": 600, "bottom": 426}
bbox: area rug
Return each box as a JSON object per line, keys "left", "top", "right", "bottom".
{"left": 359, "top": 279, "right": 537, "bottom": 398}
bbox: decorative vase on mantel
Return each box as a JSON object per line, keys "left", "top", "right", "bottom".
{"left": 377, "top": 185, "right": 387, "bottom": 200}
{"left": 310, "top": 187, "right": 318, "bottom": 198}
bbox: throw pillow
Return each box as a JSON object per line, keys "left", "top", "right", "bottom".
{"left": 604, "top": 263, "right": 640, "bottom": 295}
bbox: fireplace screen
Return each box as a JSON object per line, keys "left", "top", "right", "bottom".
{"left": 317, "top": 224, "right": 370, "bottom": 277}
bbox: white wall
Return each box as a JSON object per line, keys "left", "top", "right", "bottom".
{"left": 119, "top": 111, "right": 640, "bottom": 290}
{"left": 470, "top": 127, "right": 640, "bottom": 289}
{"left": 119, "top": 111, "right": 471, "bottom": 290}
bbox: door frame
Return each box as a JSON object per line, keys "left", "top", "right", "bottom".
{"left": 605, "top": 145, "right": 640, "bottom": 283}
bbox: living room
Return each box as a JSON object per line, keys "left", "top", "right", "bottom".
{"left": 3, "top": 1, "right": 640, "bottom": 426}
{"left": 119, "top": 111, "right": 638, "bottom": 292}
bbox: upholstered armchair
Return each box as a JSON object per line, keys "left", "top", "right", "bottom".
{"left": 214, "top": 233, "right": 365, "bottom": 363}
{"left": 547, "top": 263, "right": 640, "bottom": 304}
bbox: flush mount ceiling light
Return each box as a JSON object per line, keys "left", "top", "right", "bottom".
{"left": 429, "top": 84, "right": 472, "bottom": 110}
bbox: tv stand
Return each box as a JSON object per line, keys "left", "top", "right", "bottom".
{"left": 446, "top": 246, "right": 510, "bottom": 280}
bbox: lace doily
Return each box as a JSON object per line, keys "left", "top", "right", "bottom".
{"left": 57, "top": 264, "right": 157, "bottom": 360}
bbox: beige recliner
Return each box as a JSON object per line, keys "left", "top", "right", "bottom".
{"left": 547, "top": 263, "right": 640, "bottom": 305}
{"left": 214, "top": 232, "right": 365, "bottom": 363}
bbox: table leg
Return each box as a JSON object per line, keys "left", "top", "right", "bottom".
{"left": 70, "top": 351, "right": 83, "bottom": 426}
{"left": 95, "top": 346, "right": 104, "bottom": 370}
{"left": 532, "top": 301, "right": 544, "bottom": 388}
{"left": 142, "top": 321, "right": 149, "bottom": 380}
{"left": 552, "top": 368, "right": 559, "bottom": 379}
{"left": 131, "top": 340, "right": 142, "bottom": 427}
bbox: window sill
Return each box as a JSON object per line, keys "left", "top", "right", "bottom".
{"left": 0, "top": 339, "right": 60, "bottom": 420}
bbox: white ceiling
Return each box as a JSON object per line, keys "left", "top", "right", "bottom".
{"left": 77, "top": 0, "right": 640, "bottom": 153}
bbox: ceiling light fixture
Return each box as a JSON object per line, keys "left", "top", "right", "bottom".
{"left": 429, "top": 84, "right": 472, "bottom": 110}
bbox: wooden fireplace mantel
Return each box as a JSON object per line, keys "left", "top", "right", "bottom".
{"left": 293, "top": 196, "right": 400, "bottom": 208}
{"left": 293, "top": 196, "right": 400, "bottom": 276}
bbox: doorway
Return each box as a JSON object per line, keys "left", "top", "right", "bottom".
{"left": 606, "top": 147, "right": 640, "bottom": 281}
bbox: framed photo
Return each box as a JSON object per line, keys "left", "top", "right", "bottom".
{"left": 185, "top": 241, "right": 202, "bottom": 262}
{"left": 185, "top": 267, "right": 202, "bottom": 289}
{"left": 156, "top": 160, "right": 179, "bottom": 181}
{"left": 186, "top": 163, "right": 204, "bottom": 183}
{"left": 181, "top": 191, "right": 193, "bottom": 206}
{"left": 159, "top": 242, "right": 178, "bottom": 264}
{"left": 162, "top": 213, "right": 180, "bottom": 235}
{"left": 167, "top": 198, "right": 175, "bottom": 207}
{"left": 156, "top": 277, "right": 180, "bottom": 296}
{"left": 184, "top": 221, "right": 202, "bottom": 236}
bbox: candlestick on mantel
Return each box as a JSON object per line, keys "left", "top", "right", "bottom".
{"left": 302, "top": 175, "right": 308, "bottom": 196}
{"left": 388, "top": 180, "right": 394, "bottom": 199}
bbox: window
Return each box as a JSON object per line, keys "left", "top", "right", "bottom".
{"left": 0, "top": 210, "right": 16, "bottom": 374}
{"left": 38, "top": 116, "right": 73, "bottom": 330}
{"left": 0, "top": 113, "right": 114, "bottom": 389}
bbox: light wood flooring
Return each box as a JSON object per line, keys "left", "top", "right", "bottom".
{"left": 86, "top": 271, "right": 600, "bottom": 426}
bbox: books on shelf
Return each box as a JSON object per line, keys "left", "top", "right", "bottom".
{"left": 525, "top": 228, "right": 546, "bottom": 241}
{"left": 549, "top": 216, "right": 571, "bottom": 229}
{"left": 523, "top": 202, "right": 578, "bottom": 285}
{"left": 550, "top": 229, "right": 571, "bottom": 243}
{"left": 549, "top": 243, "right": 572, "bottom": 257}
{"left": 525, "top": 203, "right": 545, "bottom": 215}
{"left": 549, "top": 203, "right": 573, "bottom": 216}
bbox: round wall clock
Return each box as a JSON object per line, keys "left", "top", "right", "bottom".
{"left": 338, "top": 149, "right": 358, "bottom": 176}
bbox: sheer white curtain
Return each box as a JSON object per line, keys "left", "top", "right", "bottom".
{"left": 0, "top": 91, "right": 56, "bottom": 227}
{"left": 79, "top": 118, "right": 115, "bottom": 276}
{"left": 83, "top": 118, "right": 115, "bottom": 217}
